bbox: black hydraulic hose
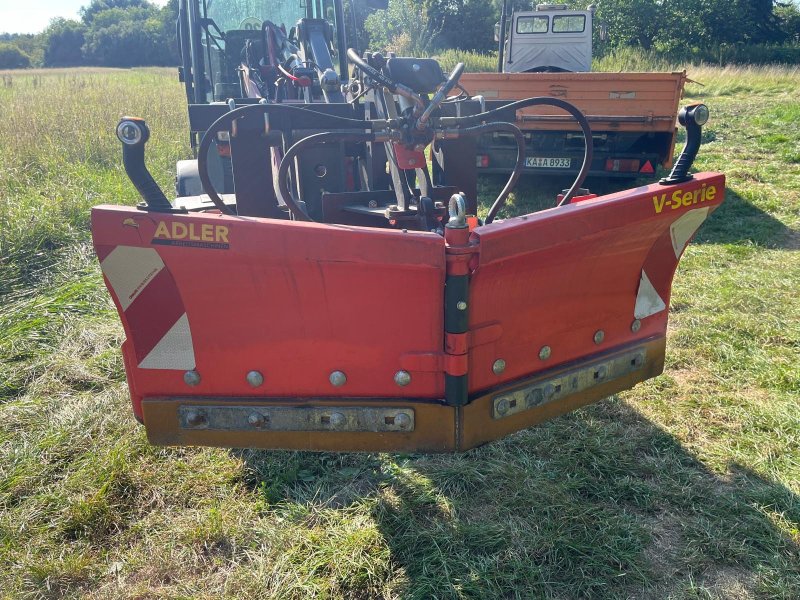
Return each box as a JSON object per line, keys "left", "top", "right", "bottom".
{"left": 444, "top": 96, "right": 594, "bottom": 208}
{"left": 277, "top": 131, "right": 377, "bottom": 221}
{"left": 452, "top": 122, "right": 525, "bottom": 224}
{"left": 417, "top": 62, "right": 465, "bottom": 129}
{"left": 346, "top": 48, "right": 397, "bottom": 92}
{"left": 441, "top": 62, "right": 466, "bottom": 96}
{"left": 346, "top": 48, "right": 426, "bottom": 115}
{"left": 197, "top": 103, "right": 373, "bottom": 215}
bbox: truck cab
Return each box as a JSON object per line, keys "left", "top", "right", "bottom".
{"left": 500, "top": 4, "right": 594, "bottom": 73}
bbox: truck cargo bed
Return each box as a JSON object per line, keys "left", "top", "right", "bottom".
{"left": 461, "top": 71, "right": 687, "bottom": 133}
{"left": 462, "top": 71, "right": 688, "bottom": 176}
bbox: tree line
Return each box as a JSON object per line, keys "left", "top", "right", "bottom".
{"left": 1, "top": 0, "right": 798, "bottom": 70}
{"left": 364, "top": 0, "right": 800, "bottom": 62}
{"left": 0, "top": 0, "right": 178, "bottom": 69}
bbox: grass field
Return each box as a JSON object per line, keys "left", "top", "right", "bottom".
{"left": 0, "top": 63, "right": 798, "bottom": 599}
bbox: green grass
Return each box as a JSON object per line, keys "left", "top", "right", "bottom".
{"left": 0, "top": 65, "right": 798, "bottom": 599}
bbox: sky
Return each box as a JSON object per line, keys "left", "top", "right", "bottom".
{"left": 2, "top": 0, "right": 799, "bottom": 35}
{"left": 0, "top": 0, "right": 168, "bottom": 34}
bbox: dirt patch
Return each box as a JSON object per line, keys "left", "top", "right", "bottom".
{"left": 700, "top": 565, "right": 756, "bottom": 599}
{"left": 644, "top": 511, "right": 684, "bottom": 578}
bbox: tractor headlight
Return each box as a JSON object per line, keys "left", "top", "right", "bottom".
{"left": 679, "top": 103, "right": 709, "bottom": 127}
{"left": 116, "top": 118, "right": 148, "bottom": 146}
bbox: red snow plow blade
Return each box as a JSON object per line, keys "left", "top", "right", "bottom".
{"left": 92, "top": 173, "right": 724, "bottom": 452}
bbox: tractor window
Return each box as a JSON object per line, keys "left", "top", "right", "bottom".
{"left": 552, "top": 15, "right": 586, "bottom": 33}
{"left": 204, "top": 0, "right": 307, "bottom": 34}
{"left": 516, "top": 16, "right": 548, "bottom": 34}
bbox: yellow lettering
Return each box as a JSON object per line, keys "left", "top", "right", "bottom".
{"left": 682, "top": 192, "right": 693, "bottom": 207}
{"left": 671, "top": 189, "right": 683, "bottom": 209}
{"left": 653, "top": 194, "right": 667, "bottom": 214}
{"left": 172, "top": 222, "right": 188, "bottom": 239}
{"left": 188, "top": 223, "right": 201, "bottom": 241}
{"left": 706, "top": 185, "right": 716, "bottom": 201}
{"left": 216, "top": 226, "right": 230, "bottom": 244}
{"left": 154, "top": 221, "right": 170, "bottom": 238}
{"left": 201, "top": 224, "right": 214, "bottom": 242}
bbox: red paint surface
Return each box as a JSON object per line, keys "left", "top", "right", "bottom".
{"left": 92, "top": 173, "right": 724, "bottom": 414}
{"left": 468, "top": 173, "right": 725, "bottom": 392}
{"left": 92, "top": 211, "right": 446, "bottom": 414}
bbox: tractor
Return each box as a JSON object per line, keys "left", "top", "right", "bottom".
{"left": 91, "top": 0, "right": 724, "bottom": 452}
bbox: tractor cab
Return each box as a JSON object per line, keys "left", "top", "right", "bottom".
{"left": 93, "top": 46, "right": 724, "bottom": 452}
{"left": 174, "top": 0, "right": 387, "bottom": 197}
{"left": 178, "top": 0, "right": 351, "bottom": 104}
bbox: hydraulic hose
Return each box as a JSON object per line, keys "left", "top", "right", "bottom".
{"left": 197, "top": 103, "right": 373, "bottom": 215}
{"left": 346, "top": 48, "right": 397, "bottom": 92}
{"left": 417, "top": 62, "right": 465, "bottom": 129}
{"left": 346, "top": 48, "right": 426, "bottom": 115}
{"left": 443, "top": 96, "right": 594, "bottom": 208}
{"left": 276, "top": 131, "right": 378, "bottom": 221}
{"left": 447, "top": 122, "right": 525, "bottom": 224}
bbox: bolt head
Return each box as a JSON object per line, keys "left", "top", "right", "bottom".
{"left": 525, "top": 388, "right": 544, "bottom": 408}
{"left": 539, "top": 346, "right": 551, "bottom": 361}
{"left": 394, "top": 370, "right": 412, "bottom": 387}
{"left": 496, "top": 397, "right": 511, "bottom": 415}
{"left": 395, "top": 412, "right": 412, "bottom": 429}
{"left": 594, "top": 330, "right": 605, "bottom": 345}
{"left": 185, "top": 410, "right": 207, "bottom": 428}
{"left": 492, "top": 359, "right": 506, "bottom": 375}
{"left": 631, "top": 319, "right": 642, "bottom": 332}
{"left": 329, "top": 370, "right": 347, "bottom": 387}
{"left": 456, "top": 301, "right": 468, "bottom": 311}
{"left": 183, "top": 370, "right": 201, "bottom": 386}
{"left": 248, "top": 412, "right": 266, "bottom": 428}
{"left": 246, "top": 370, "right": 264, "bottom": 387}
{"left": 329, "top": 412, "right": 346, "bottom": 427}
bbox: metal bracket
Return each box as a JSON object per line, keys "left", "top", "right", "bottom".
{"left": 491, "top": 346, "right": 647, "bottom": 419}
{"left": 179, "top": 405, "right": 415, "bottom": 433}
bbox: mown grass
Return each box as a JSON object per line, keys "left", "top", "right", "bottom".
{"left": 0, "top": 64, "right": 798, "bottom": 599}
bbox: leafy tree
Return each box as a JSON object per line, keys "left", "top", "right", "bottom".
{"left": 42, "top": 18, "right": 86, "bottom": 67}
{"left": 80, "top": 0, "right": 150, "bottom": 24}
{"left": 80, "top": 1, "right": 178, "bottom": 67}
{"left": 365, "top": 0, "right": 439, "bottom": 55}
{"left": 776, "top": 2, "right": 800, "bottom": 42}
{"left": 0, "top": 43, "right": 31, "bottom": 69}
{"left": 0, "top": 34, "right": 43, "bottom": 65}
{"left": 83, "top": 16, "right": 174, "bottom": 66}
{"left": 427, "top": 0, "right": 497, "bottom": 52}
{"left": 592, "top": 0, "right": 660, "bottom": 50}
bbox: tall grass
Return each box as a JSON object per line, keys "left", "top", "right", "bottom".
{"left": 0, "top": 68, "right": 186, "bottom": 287}
{"left": 436, "top": 49, "right": 498, "bottom": 72}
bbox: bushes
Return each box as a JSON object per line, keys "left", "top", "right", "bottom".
{"left": 0, "top": 44, "right": 31, "bottom": 69}
{"left": 716, "top": 43, "right": 800, "bottom": 65}
{"left": 595, "top": 42, "right": 800, "bottom": 68}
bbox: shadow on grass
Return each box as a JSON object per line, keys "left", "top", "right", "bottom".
{"left": 237, "top": 400, "right": 800, "bottom": 599}
{"left": 694, "top": 187, "right": 797, "bottom": 249}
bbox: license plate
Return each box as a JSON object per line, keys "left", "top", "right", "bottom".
{"left": 525, "top": 157, "right": 571, "bottom": 168}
